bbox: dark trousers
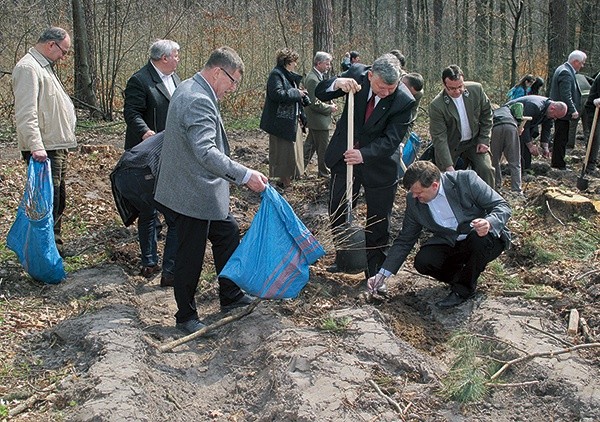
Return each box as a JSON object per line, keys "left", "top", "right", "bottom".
{"left": 22, "top": 150, "right": 68, "bottom": 252}
{"left": 304, "top": 128, "right": 330, "bottom": 177}
{"left": 551, "top": 119, "right": 571, "bottom": 168}
{"left": 114, "top": 167, "right": 177, "bottom": 273}
{"left": 582, "top": 107, "right": 600, "bottom": 168}
{"left": 329, "top": 170, "right": 398, "bottom": 278}
{"left": 172, "top": 212, "right": 243, "bottom": 323}
{"left": 413, "top": 232, "right": 505, "bottom": 298}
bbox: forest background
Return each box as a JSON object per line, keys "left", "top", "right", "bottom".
{"left": 0, "top": 0, "right": 599, "bottom": 132}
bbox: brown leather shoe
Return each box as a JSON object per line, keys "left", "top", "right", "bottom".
{"left": 140, "top": 265, "right": 161, "bottom": 278}
{"left": 160, "top": 273, "right": 175, "bottom": 287}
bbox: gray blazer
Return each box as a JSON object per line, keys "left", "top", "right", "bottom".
{"left": 549, "top": 62, "right": 581, "bottom": 119}
{"left": 382, "top": 170, "right": 512, "bottom": 274}
{"left": 154, "top": 73, "right": 248, "bottom": 220}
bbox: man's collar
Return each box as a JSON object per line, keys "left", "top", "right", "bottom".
{"left": 197, "top": 72, "right": 218, "bottom": 102}
{"left": 151, "top": 61, "right": 173, "bottom": 78}
{"left": 29, "top": 47, "right": 52, "bottom": 67}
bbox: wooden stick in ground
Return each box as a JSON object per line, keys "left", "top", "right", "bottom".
{"left": 345, "top": 91, "right": 354, "bottom": 219}
{"left": 489, "top": 343, "right": 600, "bottom": 382}
{"left": 158, "top": 299, "right": 262, "bottom": 353}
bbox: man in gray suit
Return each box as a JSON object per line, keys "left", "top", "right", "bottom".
{"left": 303, "top": 51, "right": 338, "bottom": 177}
{"left": 154, "top": 46, "right": 268, "bottom": 334}
{"left": 549, "top": 50, "right": 587, "bottom": 170}
{"left": 367, "top": 161, "right": 511, "bottom": 308}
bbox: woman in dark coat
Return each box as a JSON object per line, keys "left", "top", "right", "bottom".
{"left": 260, "top": 48, "right": 309, "bottom": 188}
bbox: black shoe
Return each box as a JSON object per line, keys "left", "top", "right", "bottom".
{"left": 176, "top": 318, "right": 206, "bottom": 334}
{"left": 160, "top": 273, "right": 175, "bottom": 287}
{"left": 327, "top": 263, "right": 342, "bottom": 273}
{"left": 435, "top": 292, "right": 472, "bottom": 308}
{"left": 140, "top": 265, "right": 161, "bottom": 278}
{"left": 221, "top": 294, "right": 255, "bottom": 312}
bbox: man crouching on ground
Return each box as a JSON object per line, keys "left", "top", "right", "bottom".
{"left": 367, "top": 160, "right": 511, "bottom": 308}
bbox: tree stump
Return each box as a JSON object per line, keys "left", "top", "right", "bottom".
{"left": 540, "top": 188, "right": 598, "bottom": 221}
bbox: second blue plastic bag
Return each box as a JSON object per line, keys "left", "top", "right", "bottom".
{"left": 6, "top": 159, "right": 66, "bottom": 284}
{"left": 220, "top": 185, "right": 325, "bottom": 299}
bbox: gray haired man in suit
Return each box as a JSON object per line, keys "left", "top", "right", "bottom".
{"left": 367, "top": 160, "right": 511, "bottom": 308}
{"left": 549, "top": 50, "right": 587, "bottom": 170}
{"left": 124, "top": 39, "right": 181, "bottom": 150}
{"left": 303, "top": 51, "right": 337, "bottom": 177}
{"left": 154, "top": 46, "right": 268, "bottom": 334}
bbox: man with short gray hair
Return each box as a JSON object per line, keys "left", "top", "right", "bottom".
{"left": 303, "top": 51, "right": 337, "bottom": 177}
{"left": 316, "top": 53, "right": 415, "bottom": 279}
{"left": 13, "top": 26, "right": 76, "bottom": 257}
{"left": 549, "top": 49, "right": 587, "bottom": 170}
{"left": 154, "top": 46, "right": 268, "bottom": 334}
{"left": 123, "top": 39, "right": 181, "bottom": 150}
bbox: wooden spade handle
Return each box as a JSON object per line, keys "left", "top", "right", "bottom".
{"left": 346, "top": 91, "right": 354, "bottom": 216}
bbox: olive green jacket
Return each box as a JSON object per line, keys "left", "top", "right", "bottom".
{"left": 428, "top": 82, "right": 492, "bottom": 170}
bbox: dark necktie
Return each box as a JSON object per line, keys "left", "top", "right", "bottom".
{"left": 365, "top": 95, "right": 375, "bottom": 122}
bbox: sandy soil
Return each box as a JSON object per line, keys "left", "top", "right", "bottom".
{"left": 1, "top": 128, "right": 599, "bottom": 421}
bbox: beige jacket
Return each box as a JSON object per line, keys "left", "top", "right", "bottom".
{"left": 13, "top": 47, "right": 76, "bottom": 152}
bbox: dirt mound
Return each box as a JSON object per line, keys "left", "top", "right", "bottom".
{"left": 1, "top": 128, "right": 599, "bottom": 421}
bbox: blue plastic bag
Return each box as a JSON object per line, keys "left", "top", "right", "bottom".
{"left": 6, "top": 159, "right": 66, "bottom": 284}
{"left": 398, "top": 132, "right": 422, "bottom": 177}
{"left": 220, "top": 185, "right": 325, "bottom": 299}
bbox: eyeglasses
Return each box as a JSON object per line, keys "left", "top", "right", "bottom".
{"left": 220, "top": 67, "right": 240, "bottom": 86}
{"left": 54, "top": 41, "right": 70, "bottom": 56}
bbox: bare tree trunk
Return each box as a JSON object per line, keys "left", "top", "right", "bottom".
{"left": 579, "top": 0, "right": 598, "bottom": 70}
{"left": 547, "top": 0, "right": 569, "bottom": 81}
{"left": 432, "top": 0, "right": 443, "bottom": 76}
{"left": 72, "top": 0, "right": 101, "bottom": 117}
{"left": 406, "top": 0, "right": 416, "bottom": 69}
{"left": 509, "top": 0, "right": 525, "bottom": 86}
{"left": 475, "top": 0, "right": 489, "bottom": 79}
{"left": 312, "top": 0, "right": 334, "bottom": 57}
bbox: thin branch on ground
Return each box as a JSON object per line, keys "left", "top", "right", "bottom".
{"left": 368, "top": 379, "right": 402, "bottom": 414}
{"left": 545, "top": 200, "right": 600, "bottom": 242}
{"left": 474, "top": 333, "right": 528, "bottom": 354}
{"left": 486, "top": 380, "right": 540, "bottom": 388}
{"left": 157, "top": 299, "right": 262, "bottom": 352}
{"left": 521, "top": 321, "right": 574, "bottom": 348}
{"left": 571, "top": 268, "right": 600, "bottom": 284}
{"left": 489, "top": 343, "right": 600, "bottom": 382}
{"left": 9, "top": 375, "right": 74, "bottom": 417}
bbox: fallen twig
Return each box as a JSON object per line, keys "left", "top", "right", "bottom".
{"left": 9, "top": 375, "right": 74, "bottom": 417}
{"left": 489, "top": 343, "right": 600, "bottom": 382}
{"left": 486, "top": 380, "right": 540, "bottom": 388}
{"left": 521, "top": 321, "right": 573, "bottom": 348}
{"left": 571, "top": 268, "right": 600, "bottom": 284}
{"left": 474, "top": 334, "right": 528, "bottom": 354}
{"left": 545, "top": 200, "right": 566, "bottom": 226}
{"left": 545, "top": 200, "right": 600, "bottom": 242}
{"left": 368, "top": 379, "right": 402, "bottom": 414}
{"left": 157, "top": 299, "right": 262, "bottom": 352}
